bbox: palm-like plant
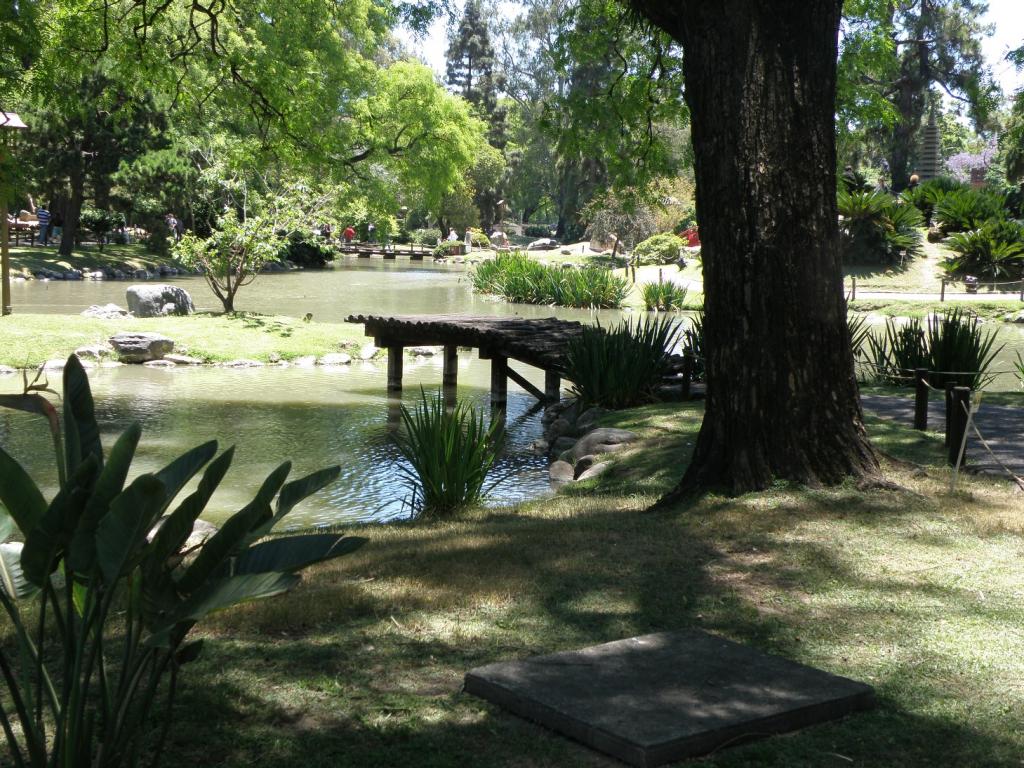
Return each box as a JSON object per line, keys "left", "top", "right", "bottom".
{"left": 944, "top": 220, "right": 1024, "bottom": 280}
{"left": 837, "top": 189, "right": 924, "bottom": 263}
{"left": 0, "top": 356, "right": 365, "bottom": 768}
{"left": 933, "top": 188, "right": 1008, "bottom": 234}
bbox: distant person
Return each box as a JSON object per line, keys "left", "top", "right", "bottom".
{"left": 464, "top": 228, "right": 473, "bottom": 253}
{"left": 51, "top": 211, "right": 63, "bottom": 243}
{"left": 447, "top": 228, "right": 458, "bottom": 242}
{"left": 367, "top": 222, "right": 376, "bottom": 242}
{"left": 907, "top": 173, "right": 920, "bottom": 191}
{"left": 490, "top": 230, "right": 509, "bottom": 249}
{"left": 343, "top": 225, "right": 356, "bottom": 244}
{"left": 35, "top": 204, "right": 50, "bottom": 245}
{"left": 165, "top": 213, "right": 179, "bottom": 241}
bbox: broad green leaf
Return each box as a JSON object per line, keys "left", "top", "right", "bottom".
{"left": 95, "top": 475, "right": 167, "bottom": 584}
{"left": 0, "top": 445, "right": 48, "bottom": 536}
{"left": 0, "top": 506, "right": 12, "bottom": 541}
{"left": 229, "top": 534, "right": 367, "bottom": 576}
{"left": 63, "top": 355, "right": 103, "bottom": 475}
{"left": 144, "top": 447, "right": 234, "bottom": 581}
{"left": 21, "top": 456, "right": 99, "bottom": 587}
{"left": 174, "top": 500, "right": 272, "bottom": 596}
{"left": 0, "top": 541, "right": 38, "bottom": 600}
{"left": 67, "top": 422, "right": 142, "bottom": 572}
{"left": 152, "top": 440, "right": 218, "bottom": 514}
{"left": 248, "top": 465, "right": 340, "bottom": 541}
{"left": 146, "top": 572, "right": 300, "bottom": 644}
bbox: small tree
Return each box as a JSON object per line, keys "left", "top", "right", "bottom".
{"left": 174, "top": 187, "right": 323, "bottom": 313}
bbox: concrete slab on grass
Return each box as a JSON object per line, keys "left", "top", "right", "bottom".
{"left": 464, "top": 630, "right": 874, "bottom": 767}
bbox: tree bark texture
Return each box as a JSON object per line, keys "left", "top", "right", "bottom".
{"left": 632, "top": 0, "right": 878, "bottom": 496}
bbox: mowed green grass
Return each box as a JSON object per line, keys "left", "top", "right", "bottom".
{"left": 149, "top": 402, "right": 1024, "bottom": 767}
{"left": 0, "top": 313, "right": 366, "bottom": 367}
{"left": 6, "top": 243, "right": 180, "bottom": 277}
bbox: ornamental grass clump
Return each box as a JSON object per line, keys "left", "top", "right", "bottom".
{"left": 641, "top": 280, "right": 688, "bottom": 311}
{"left": 0, "top": 356, "right": 365, "bottom": 768}
{"left": 394, "top": 390, "right": 503, "bottom": 518}
{"left": 565, "top": 316, "right": 682, "bottom": 409}
{"left": 471, "top": 252, "right": 628, "bottom": 308}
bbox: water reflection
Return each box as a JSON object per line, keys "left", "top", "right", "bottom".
{"left": 0, "top": 360, "right": 552, "bottom": 528}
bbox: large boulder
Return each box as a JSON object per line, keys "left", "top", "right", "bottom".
{"left": 108, "top": 332, "right": 174, "bottom": 363}
{"left": 569, "top": 428, "right": 639, "bottom": 462}
{"left": 126, "top": 284, "right": 195, "bottom": 318}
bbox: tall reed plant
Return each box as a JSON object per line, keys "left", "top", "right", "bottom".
{"left": 681, "top": 311, "right": 705, "bottom": 382}
{"left": 641, "top": 280, "right": 688, "bottom": 311}
{"left": 471, "top": 252, "right": 629, "bottom": 308}
{"left": 394, "top": 390, "right": 503, "bottom": 517}
{"left": 565, "top": 316, "right": 682, "bottom": 409}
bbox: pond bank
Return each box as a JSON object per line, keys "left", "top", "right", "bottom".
{"left": 166, "top": 401, "right": 1024, "bottom": 767}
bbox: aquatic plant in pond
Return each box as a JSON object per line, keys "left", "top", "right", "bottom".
{"left": 0, "top": 356, "right": 365, "bottom": 768}
{"left": 394, "top": 390, "right": 504, "bottom": 517}
{"left": 641, "top": 280, "right": 688, "bottom": 311}
{"left": 565, "top": 316, "right": 682, "bottom": 409}
{"left": 471, "top": 252, "right": 629, "bottom": 308}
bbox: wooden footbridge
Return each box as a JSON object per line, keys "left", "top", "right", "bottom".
{"left": 346, "top": 314, "right": 586, "bottom": 407}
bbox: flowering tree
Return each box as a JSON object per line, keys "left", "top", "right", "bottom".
{"left": 946, "top": 140, "right": 998, "bottom": 183}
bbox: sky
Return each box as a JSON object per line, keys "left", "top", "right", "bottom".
{"left": 400, "top": 0, "right": 1024, "bottom": 99}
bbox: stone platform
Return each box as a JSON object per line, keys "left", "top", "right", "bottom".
{"left": 464, "top": 630, "right": 874, "bottom": 767}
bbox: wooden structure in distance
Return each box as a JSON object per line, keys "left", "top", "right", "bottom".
{"left": 346, "top": 314, "right": 586, "bottom": 408}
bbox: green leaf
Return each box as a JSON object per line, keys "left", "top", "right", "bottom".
{"left": 0, "top": 541, "right": 38, "bottom": 600}
{"left": 248, "top": 465, "right": 340, "bottom": 541}
{"left": 21, "top": 456, "right": 99, "bottom": 587}
{"left": 67, "top": 422, "right": 142, "bottom": 573}
{"left": 229, "top": 534, "right": 366, "bottom": 575}
{"left": 0, "top": 445, "right": 48, "bottom": 536}
{"left": 174, "top": 500, "right": 272, "bottom": 596}
{"left": 95, "top": 475, "right": 167, "bottom": 585}
{"left": 0, "top": 506, "right": 12, "bottom": 542}
{"left": 149, "top": 572, "right": 300, "bottom": 641}
{"left": 144, "top": 446, "right": 234, "bottom": 580}
{"left": 152, "top": 440, "right": 219, "bottom": 515}
{"left": 63, "top": 355, "right": 103, "bottom": 475}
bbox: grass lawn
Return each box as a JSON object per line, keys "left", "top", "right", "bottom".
{"left": 153, "top": 402, "right": 1024, "bottom": 767}
{"left": 6, "top": 243, "right": 182, "bottom": 277}
{"left": 0, "top": 313, "right": 366, "bottom": 367}
{"left": 842, "top": 232, "right": 949, "bottom": 294}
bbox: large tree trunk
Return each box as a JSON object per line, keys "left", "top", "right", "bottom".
{"left": 632, "top": 0, "right": 878, "bottom": 497}
{"left": 59, "top": 168, "right": 84, "bottom": 258}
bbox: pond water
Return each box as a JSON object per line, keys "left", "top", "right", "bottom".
{"left": 2, "top": 258, "right": 1022, "bottom": 528}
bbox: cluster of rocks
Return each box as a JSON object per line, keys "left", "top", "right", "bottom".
{"left": 28, "top": 265, "right": 194, "bottom": 281}
{"left": 1004, "top": 311, "right": 1024, "bottom": 324}
{"left": 260, "top": 260, "right": 300, "bottom": 273}
{"left": 81, "top": 284, "right": 194, "bottom": 321}
{"left": 537, "top": 398, "right": 639, "bottom": 484}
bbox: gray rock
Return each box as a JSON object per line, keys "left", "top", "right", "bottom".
{"left": 109, "top": 332, "right": 174, "bottom": 363}
{"left": 549, "top": 460, "right": 575, "bottom": 482}
{"left": 220, "top": 359, "right": 264, "bottom": 368}
{"left": 42, "top": 359, "right": 67, "bottom": 370}
{"left": 408, "top": 346, "right": 439, "bottom": 357}
{"left": 143, "top": 359, "right": 176, "bottom": 368}
{"left": 318, "top": 352, "right": 352, "bottom": 366}
{"left": 164, "top": 354, "right": 203, "bottom": 365}
{"left": 528, "top": 438, "right": 549, "bottom": 455}
{"left": 573, "top": 455, "right": 597, "bottom": 475}
{"left": 359, "top": 343, "right": 379, "bottom": 360}
{"left": 268, "top": 352, "right": 282, "bottom": 363}
{"left": 81, "top": 303, "right": 131, "bottom": 320}
{"left": 293, "top": 355, "right": 317, "bottom": 368}
{"left": 526, "top": 237, "right": 558, "bottom": 251}
{"left": 126, "top": 284, "right": 195, "bottom": 318}
{"left": 545, "top": 417, "right": 573, "bottom": 442}
{"left": 576, "top": 462, "right": 612, "bottom": 481}
{"left": 570, "top": 428, "right": 639, "bottom": 462}
{"left": 74, "top": 344, "right": 109, "bottom": 360}
{"left": 0, "top": 365, "right": 16, "bottom": 376}
{"left": 551, "top": 436, "right": 577, "bottom": 456}
{"left": 576, "top": 407, "right": 610, "bottom": 433}
{"left": 1006, "top": 311, "right": 1024, "bottom": 324}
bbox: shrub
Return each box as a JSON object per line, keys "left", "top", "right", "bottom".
{"left": 633, "top": 233, "right": 684, "bottom": 266}
{"left": 278, "top": 231, "right": 336, "bottom": 268}
{"left": 80, "top": 208, "right": 126, "bottom": 250}
{"left": 943, "top": 220, "right": 1024, "bottom": 280}
{"left": 865, "top": 309, "right": 1002, "bottom": 389}
{"left": 524, "top": 224, "right": 554, "bottom": 238}
{"left": 471, "top": 252, "right": 629, "bottom": 308}
{"left": 837, "top": 189, "right": 924, "bottom": 264}
{"left": 468, "top": 228, "right": 490, "bottom": 248}
{"left": 565, "top": 316, "right": 682, "bottom": 409}
{"left": 900, "top": 176, "right": 966, "bottom": 224}
{"left": 933, "top": 188, "right": 1008, "bottom": 233}
{"left": 394, "top": 390, "right": 503, "bottom": 517}
{"left": 642, "top": 280, "right": 688, "bottom": 310}
{"left": 409, "top": 227, "right": 441, "bottom": 246}
{"left": 0, "top": 356, "right": 365, "bottom": 768}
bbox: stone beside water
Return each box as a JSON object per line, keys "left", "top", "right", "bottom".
{"left": 465, "top": 630, "right": 874, "bottom": 767}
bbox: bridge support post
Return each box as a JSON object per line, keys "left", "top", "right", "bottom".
{"left": 544, "top": 371, "right": 561, "bottom": 402}
{"left": 387, "top": 346, "right": 404, "bottom": 394}
{"left": 490, "top": 355, "right": 508, "bottom": 411}
{"left": 443, "top": 345, "right": 458, "bottom": 409}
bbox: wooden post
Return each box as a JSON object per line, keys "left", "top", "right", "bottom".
{"left": 851, "top": 276, "right": 856, "bottom": 302}
{"left": 1, "top": 198, "right": 9, "bottom": 315}
{"left": 913, "top": 368, "right": 928, "bottom": 430}
{"left": 681, "top": 353, "right": 694, "bottom": 400}
{"left": 443, "top": 345, "right": 458, "bottom": 388}
{"left": 940, "top": 278, "right": 946, "bottom": 302}
{"left": 1019, "top": 268, "right": 1024, "bottom": 301}
{"left": 947, "top": 387, "right": 971, "bottom": 466}
{"left": 387, "top": 346, "right": 403, "bottom": 394}
{"left": 544, "top": 370, "right": 560, "bottom": 402}
{"left": 490, "top": 355, "right": 508, "bottom": 410}
{"left": 943, "top": 382, "right": 955, "bottom": 447}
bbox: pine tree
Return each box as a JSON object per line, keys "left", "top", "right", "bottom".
{"left": 446, "top": 0, "right": 500, "bottom": 118}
